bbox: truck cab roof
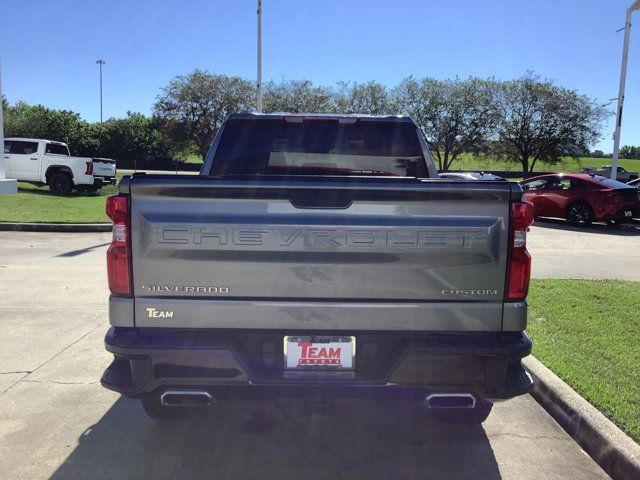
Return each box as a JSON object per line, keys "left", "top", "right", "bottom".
{"left": 5, "top": 138, "right": 68, "bottom": 145}
{"left": 226, "top": 112, "right": 417, "bottom": 123}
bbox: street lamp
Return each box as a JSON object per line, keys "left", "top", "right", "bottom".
{"left": 610, "top": 1, "right": 640, "bottom": 180}
{"left": 96, "top": 59, "right": 106, "bottom": 123}
{"left": 0, "top": 57, "right": 18, "bottom": 194}
{"left": 256, "top": 0, "right": 263, "bottom": 113}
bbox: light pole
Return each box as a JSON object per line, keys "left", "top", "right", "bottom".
{"left": 0, "top": 58, "right": 6, "bottom": 180}
{"left": 610, "top": 1, "right": 640, "bottom": 180}
{"left": 96, "top": 59, "right": 106, "bottom": 122}
{"left": 0, "top": 57, "right": 18, "bottom": 194}
{"left": 256, "top": 0, "right": 263, "bottom": 113}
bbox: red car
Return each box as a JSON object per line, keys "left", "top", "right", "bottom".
{"left": 520, "top": 173, "right": 639, "bottom": 226}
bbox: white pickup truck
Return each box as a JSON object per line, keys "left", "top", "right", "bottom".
{"left": 3, "top": 138, "right": 117, "bottom": 195}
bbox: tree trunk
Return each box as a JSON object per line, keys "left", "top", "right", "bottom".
{"left": 432, "top": 149, "right": 443, "bottom": 171}
{"left": 445, "top": 151, "right": 459, "bottom": 171}
{"left": 442, "top": 152, "right": 449, "bottom": 172}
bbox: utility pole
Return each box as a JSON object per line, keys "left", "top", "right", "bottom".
{"left": 96, "top": 59, "right": 106, "bottom": 123}
{"left": 611, "top": 1, "right": 640, "bottom": 180}
{"left": 0, "top": 57, "right": 18, "bottom": 194}
{"left": 0, "top": 58, "right": 5, "bottom": 180}
{"left": 256, "top": 0, "right": 263, "bottom": 113}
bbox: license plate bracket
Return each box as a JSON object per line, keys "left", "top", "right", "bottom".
{"left": 284, "top": 336, "right": 356, "bottom": 370}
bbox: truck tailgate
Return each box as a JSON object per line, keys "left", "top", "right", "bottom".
{"left": 127, "top": 176, "right": 519, "bottom": 331}
{"left": 93, "top": 158, "right": 116, "bottom": 177}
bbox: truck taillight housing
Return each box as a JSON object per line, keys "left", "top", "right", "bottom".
{"left": 506, "top": 201, "right": 534, "bottom": 302}
{"left": 106, "top": 194, "right": 132, "bottom": 296}
{"left": 85, "top": 162, "right": 94, "bottom": 175}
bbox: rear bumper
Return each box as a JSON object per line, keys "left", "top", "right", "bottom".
{"left": 595, "top": 204, "right": 637, "bottom": 221}
{"left": 94, "top": 176, "right": 117, "bottom": 186}
{"left": 101, "top": 327, "right": 533, "bottom": 401}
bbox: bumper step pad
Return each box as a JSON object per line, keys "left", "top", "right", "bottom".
{"left": 500, "top": 363, "right": 534, "bottom": 397}
{"left": 101, "top": 358, "right": 133, "bottom": 391}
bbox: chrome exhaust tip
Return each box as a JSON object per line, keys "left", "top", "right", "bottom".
{"left": 160, "top": 390, "right": 213, "bottom": 407}
{"left": 426, "top": 393, "right": 476, "bottom": 409}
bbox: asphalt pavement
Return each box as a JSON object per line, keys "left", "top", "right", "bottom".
{"left": 528, "top": 219, "right": 640, "bottom": 281}
{"left": 0, "top": 229, "right": 620, "bottom": 479}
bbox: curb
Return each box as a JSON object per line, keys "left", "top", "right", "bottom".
{"left": 524, "top": 356, "right": 640, "bottom": 480}
{"left": 0, "top": 222, "right": 111, "bottom": 233}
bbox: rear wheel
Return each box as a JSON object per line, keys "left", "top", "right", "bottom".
{"left": 48, "top": 172, "right": 73, "bottom": 195}
{"left": 566, "top": 202, "right": 593, "bottom": 226}
{"left": 141, "top": 398, "right": 196, "bottom": 421}
{"left": 430, "top": 400, "right": 493, "bottom": 425}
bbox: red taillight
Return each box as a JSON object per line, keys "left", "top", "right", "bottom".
{"left": 106, "top": 194, "right": 131, "bottom": 296}
{"left": 506, "top": 201, "right": 534, "bottom": 302}
{"left": 85, "top": 162, "right": 94, "bottom": 175}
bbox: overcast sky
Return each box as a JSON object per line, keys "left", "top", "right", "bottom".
{"left": 1, "top": 0, "right": 639, "bottom": 151}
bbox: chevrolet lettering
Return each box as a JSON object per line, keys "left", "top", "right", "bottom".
{"left": 155, "top": 226, "right": 489, "bottom": 250}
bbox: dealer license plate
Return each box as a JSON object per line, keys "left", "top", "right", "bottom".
{"left": 624, "top": 210, "right": 632, "bottom": 217}
{"left": 284, "top": 336, "right": 355, "bottom": 370}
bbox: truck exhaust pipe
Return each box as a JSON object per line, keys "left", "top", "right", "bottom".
{"left": 426, "top": 393, "right": 476, "bottom": 409}
{"left": 160, "top": 390, "right": 213, "bottom": 407}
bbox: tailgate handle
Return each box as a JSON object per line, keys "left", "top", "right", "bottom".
{"left": 289, "top": 190, "right": 353, "bottom": 209}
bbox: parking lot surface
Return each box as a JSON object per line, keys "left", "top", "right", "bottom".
{"left": 0, "top": 231, "right": 612, "bottom": 479}
{"left": 528, "top": 219, "right": 640, "bottom": 281}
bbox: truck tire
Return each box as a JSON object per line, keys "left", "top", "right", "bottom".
{"left": 431, "top": 400, "right": 493, "bottom": 425}
{"left": 141, "top": 398, "right": 196, "bottom": 421}
{"left": 48, "top": 172, "right": 73, "bottom": 196}
{"left": 566, "top": 202, "right": 593, "bottom": 227}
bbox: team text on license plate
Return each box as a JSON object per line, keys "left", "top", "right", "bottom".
{"left": 284, "top": 336, "right": 355, "bottom": 370}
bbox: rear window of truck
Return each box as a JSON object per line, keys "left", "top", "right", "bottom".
{"left": 45, "top": 143, "right": 70, "bottom": 155}
{"left": 5, "top": 140, "right": 39, "bottom": 155}
{"left": 210, "top": 119, "right": 429, "bottom": 177}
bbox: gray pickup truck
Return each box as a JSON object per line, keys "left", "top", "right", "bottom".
{"left": 101, "top": 113, "right": 534, "bottom": 423}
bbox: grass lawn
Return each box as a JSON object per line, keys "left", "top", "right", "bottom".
{"left": 0, "top": 176, "right": 121, "bottom": 223}
{"left": 187, "top": 152, "right": 640, "bottom": 171}
{"left": 451, "top": 154, "right": 640, "bottom": 174}
{"left": 527, "top": 279, "right": 640, "bottom": 442}
{"left": 186, "top": 152, "right": 638, "bottom": 172}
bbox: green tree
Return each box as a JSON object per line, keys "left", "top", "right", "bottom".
{"left": 263, "top": 79, "right": 336, "bottom": 113}
{"left": 619, "top": 145, "right": 640, "bottom": 160}
{"left": 335, "top": 81, "right": 394, "bottom": 115}
{"left": 3, "top": 101, "right": 175, "bottom": 165}
{"left": 394, "top": 77, "right": 500, "bottom": 171}
{"left": 494, "top": 73, "right": 609, "bottom": 173}
{"left": 154, "top": 70, "right": 255, "bottom": 159}
{"left": 4, "top": 102, "right": 85, "bottom": 148}
{"left": 98, "top": 112, "right": 173, "bottom": 165}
